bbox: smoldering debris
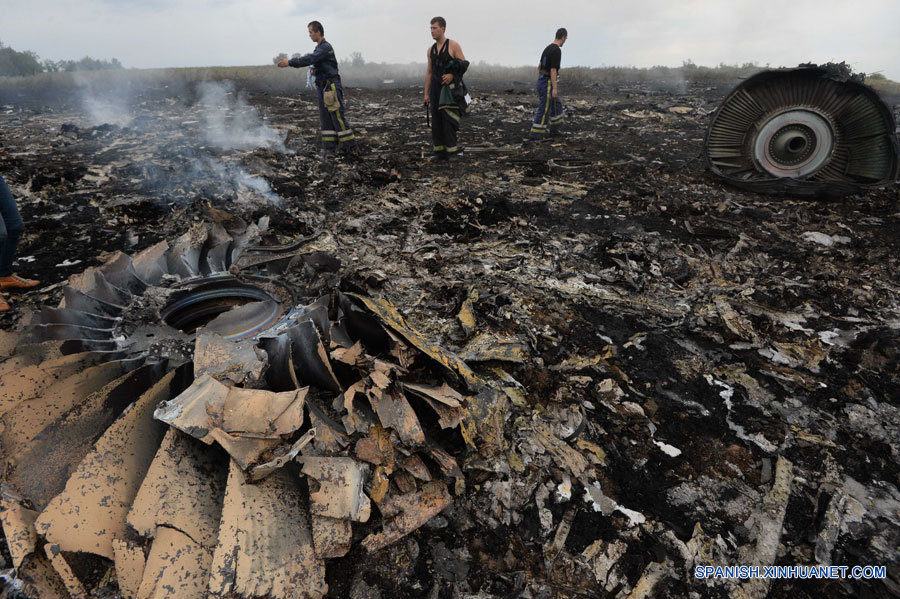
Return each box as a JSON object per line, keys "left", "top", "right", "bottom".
{"left": 5, "top": 78, "right": 290, "bottom": 222}
{"left": 1, "top": 75, "right": 899, "bottom": 599}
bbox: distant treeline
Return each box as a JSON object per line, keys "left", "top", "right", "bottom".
{"left": 0, "top": 40, "right": 123, "bottom": 77}
{"left": 2, "top": 60, "right": 897, "bottom": 107}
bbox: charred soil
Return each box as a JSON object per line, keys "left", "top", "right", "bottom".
{"left": 1, "top": 80, "right": 899, "bottom": 598}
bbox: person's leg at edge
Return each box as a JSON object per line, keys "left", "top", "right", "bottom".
{"left": 0, "top": 175, "right": 21, "bottom": 279}
{"left": 0, "top": 174, "right": 38, "bottom": 293}
{"left": 0, "top": 175, "right": 37, "bottom": 307}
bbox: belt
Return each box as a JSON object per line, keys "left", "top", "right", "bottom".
{"left": 316, "top": 76, "right": 340, "bottom": 87}
{"left": 539, "top": 70, "right": 551, "bottom": 77}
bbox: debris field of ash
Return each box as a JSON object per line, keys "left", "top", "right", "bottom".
{"left": 0, "top": 69, "right": 898, "bottom": 599}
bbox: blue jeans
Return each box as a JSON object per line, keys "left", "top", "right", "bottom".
{"left": 0, "top": 174, "right": 24, "bottom": 278}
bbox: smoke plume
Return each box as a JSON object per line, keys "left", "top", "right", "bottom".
{"left": 197, "top": 80, "right": 288, "bottom": 153}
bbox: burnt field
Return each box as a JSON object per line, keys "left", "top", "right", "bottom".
{"left": 1, "top": 77, "right": 899, "bottom": 598}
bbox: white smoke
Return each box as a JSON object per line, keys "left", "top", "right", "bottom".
{"left": 200, "top": 157, "right": 283, "bottom": 207}
{"left": 73, "top": 71, "right": 134, "bottom": 126}
{"left": 196, "top": 80, "right": 288, "bottom": 153}
{"left": 66, "top": 75, "right": 286, "bottom": 207}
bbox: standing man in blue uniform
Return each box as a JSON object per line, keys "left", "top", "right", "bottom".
{"left": 530, "top": 28, "right": 567, "bottom": 139}
{"left": 278, "top": 21, "right": 357, "bottom": 157}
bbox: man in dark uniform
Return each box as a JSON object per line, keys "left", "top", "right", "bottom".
{"left": 424, "top": 16, "right": 469, "bottom": 160}
{"left": 278, "top": 21, "right": 357, "bottom": 157}
{"left": 530, "top": 28, "right": 567, "bottom": 139}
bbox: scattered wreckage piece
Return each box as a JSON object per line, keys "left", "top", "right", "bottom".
{"left": 111, "top": 539, "right": 147, "bottom": 599}
{"left": 43, "top": 543, "right": 87, "bottom": 598}
{"left": 460, "top": 332, "right": 530, "bottom": 363}
{"left": 309, "top": 514, "right": 353, "bottom": 559}
{"left": 154, "top": 374, "right": 306, "bottom": 468}
{"left": 0, "top": 486, "right": 38, "bottom": 571}
{"left": 33, "top": 369, "right": 179, "bottom": 559}
{"left": 361, "top": 480, "right": 452, "bottom": 553}
{"left": 299, "top": 456, "right": 372, "bottom": 522}
{"left": 249, "top": 429, "right": 316, "bottom": 482}
{"left": 735, "top": 457, "right": 794, "bottom": 599}
{"left": 137, "top": 525, "right": 213, "bottom": 599}
{"left": 4, "top": 83, "right": 900, "bottom": 597}
{"left": 208, "top": 462, "right": 327, "bottom": 599}
{"left": 346, "top": 292, "right": 481, "bottom": 387}
{"left": 705, "top": 63, "right": 900, "bottom": 196}
{"left": 127, "top": 428, "right": 228, "bottom": 547}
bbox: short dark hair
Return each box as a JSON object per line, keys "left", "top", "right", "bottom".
{"left": 308, "top": 21, "right": 324, "bottom": 35}
{"left": 431, "top": 16, "right": 446, "bottom": 29}
{"left": 555, "top": 27, "right": 567, "bottom": 39}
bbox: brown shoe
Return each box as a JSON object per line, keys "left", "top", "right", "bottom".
{"left": 0, "top": 274, "right": 40, "bottom": 290}
{"left": 0, "top": 292, "right": 9, "bottom": 312}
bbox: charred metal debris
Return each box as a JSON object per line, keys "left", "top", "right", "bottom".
{"left": 706, "top": 63, "right": 900, "bottom": 196}
{"left": 0, "top": 71, "right": 899, "bottom": 599}
{"left": 0, "top": 215, "right": 485, "bottom": 598}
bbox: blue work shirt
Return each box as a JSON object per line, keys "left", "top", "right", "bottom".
{"left": 288, "top": 40, "right": 340, "bottom": 81}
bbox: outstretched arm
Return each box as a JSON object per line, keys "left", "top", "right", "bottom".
{"left": 285, "top": 44, "right": 329, "bottom": 69}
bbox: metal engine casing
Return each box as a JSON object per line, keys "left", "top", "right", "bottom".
{"left": 705, "top": 64, "right": 900, "bottom": 196}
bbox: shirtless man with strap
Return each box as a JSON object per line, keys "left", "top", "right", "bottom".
{"left": 424, "top": 16, "right": 468, "bottom": 159}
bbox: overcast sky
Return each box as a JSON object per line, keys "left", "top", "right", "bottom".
{"left": 3, "top": 0, "right": 899, "bottom": 80}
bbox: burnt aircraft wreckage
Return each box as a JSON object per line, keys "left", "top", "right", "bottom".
{"left": 0, "top": 216, "right": 479, "bottom": 598}
{"left": 705, "top": 63, "right": 900, "bottom": 196}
